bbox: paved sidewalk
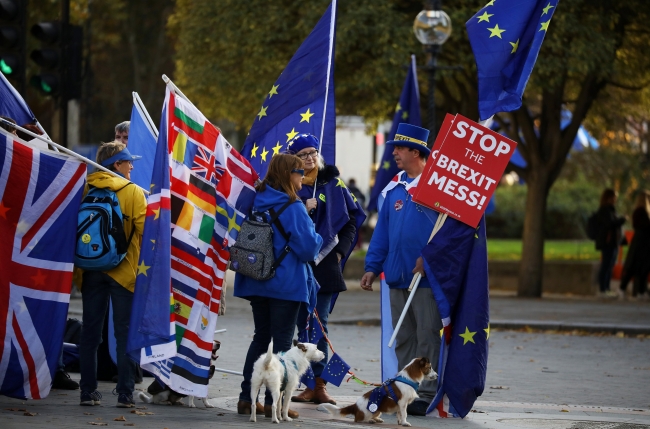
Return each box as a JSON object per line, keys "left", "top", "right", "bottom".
{"left": 3, "top": 272, "right": 649, "bottom": 428}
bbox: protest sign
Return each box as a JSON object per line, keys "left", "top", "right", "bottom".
{"left": 413, "top": 114, "right": 517, "bottom": 228}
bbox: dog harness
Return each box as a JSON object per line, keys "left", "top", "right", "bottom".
{"left": 278, "top": 352, "right": 299, "bottom": 392}
{"left": 366, "top": 376, "right": 420, "bottom": 413}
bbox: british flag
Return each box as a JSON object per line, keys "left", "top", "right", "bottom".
{"left": 192, "top": 146, "right": 224, "bottom": 185}
{"left": 0, "top": 129, "right": 86, "bottom": 399}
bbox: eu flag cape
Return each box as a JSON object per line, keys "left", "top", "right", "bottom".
{"left": 241, "top": 1, "right": 336, "bottom": 178}
{"left": 422, "top": 215, "right": 489, "bottom": 418}
{"left": 466, "top": 0, "right": 559, "bottom": 120}
{"left": 368, "top": 55, "right": 421, "bottom": 212}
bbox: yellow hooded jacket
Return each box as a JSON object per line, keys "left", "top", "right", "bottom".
{"left": 75, "top": 171, "right": 147, "bottom": 292}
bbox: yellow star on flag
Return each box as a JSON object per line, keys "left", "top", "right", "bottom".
{"left": 395, "top": 102, "right": 402, "bottom": 113}
{"left": 272, "top": 141, "right": 283, "bottom": 155}
{"left": 542, "top": 2, "right": 554, "bottom": 15}
{"left": 151, "top": 239, "right": 156, "bottom": 250}
{"left": 336, "top": 178, "right": 347, "bottom": 188}
{"left": 402, "top": 111, "right": 409, "bottom": 120}
{"left": 459, "top": 326, "right": 477, "bottom": 345}
{"left": 268, "top": 84, "right": 279, "bottom": 98}
{"left": 487, "top": 24, "right": 505, "bottom": 39}
{"left": 485, "top": 0, "right": 496, "bottom": 6}
{"left": 251, "top": 142, "right": 259, "bottom": 157}
{"left": 261, "top": 147, "right": 269, "bottom": 162}
{"left": 540, "top": 20, "right": 550, "bottom": 31}
{"left": 382, "top": 160, "right": 391, "bottom": 170}
{"left": 257, "top": 105, "right": 268, "bottom": 120}
{"left": 440, "top": 328, "right": 444, "bottom": 338}
{"left": 510, "top": 39, "right": 519, "bottom": 53}
{"left": 300, "top": 108, "right": 315, "bottom": 123}
{"left": 477, "top": 11, "right": 493, "bottom": 22}
{"left": 484, "top": 325, "right": 490, "bottom": 340}
{"left": 137, "top": 260, "right": 150, "bottom": 276}
{"left": 286, "top": 128, "right": 299, "bottom": 142}
{"left": 153, "top": 208, "right": 160, "bottom": 220}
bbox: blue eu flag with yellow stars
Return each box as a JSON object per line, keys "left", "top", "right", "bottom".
{"left": 321, "top": 353, "right": 350, "bottom": 387}
{"left": 367, "top": 55, "right": 421, "bottom": 212}
{"left": 419, "top": 213, "right": 489, "bottom": 418}
{"left": 466, "top": 0, "right": 559, "bottom": 120}
{"left": 241, "top": 1, "right": 337, "bottom": 179}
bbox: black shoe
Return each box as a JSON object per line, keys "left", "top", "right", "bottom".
{"left": 80, "top": 390, "right": 102, "bottom": 406}
{"left": 406, "top": 399, "right": 430, "bottom": 416}
{"left": 52, "top": 371, "right": 79, "bottom": 390}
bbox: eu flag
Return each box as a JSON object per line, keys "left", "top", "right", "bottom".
{"left": 321, "top": 352, "right": 350, "bottom": 387}
{"left": 127, "top": 92, "right": 158, "bottom": 191}
{"left": 127, "top": 89, "right": 174, "bottom": 363}
{"left": 241, "top": 1, "right": 336, "bottom": 179}
{"left": 466, "top": 0, "right": 559, "bottom": 120}
{"left": 367, "top": 55, "right": 421, "bottom": 212}
{"left": 417, "top": 213, "right": 488, "bottom": 418}
{"left": 0, "top": 72, "right": 38, "bottom": 126}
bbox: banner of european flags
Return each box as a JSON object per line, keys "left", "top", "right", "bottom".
{"left": 367, "top": 55, "right": 421, "bottom": 212}
{"left": 466, "top": 0, "right": 558, "bottom": 120}
{"left": 240, "top": 1, "right": 336, "bottom": 179}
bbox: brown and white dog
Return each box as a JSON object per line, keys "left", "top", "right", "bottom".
{"left": 250, "top": 339, "right": 324, "bottom": 424}
{"left": 319, "top": 357, "right": 436, "bottom": 427}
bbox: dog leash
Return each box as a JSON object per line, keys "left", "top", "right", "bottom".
{"left": 312, "top": 310, "right": 382, "bottom": 387}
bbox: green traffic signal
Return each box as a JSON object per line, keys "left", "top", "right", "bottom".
{"left": 0, "top": 58, "right": 12, "bottom": 74}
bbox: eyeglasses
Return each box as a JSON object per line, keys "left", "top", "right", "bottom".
{"left": 296, "top": 150, "right": 318, "bottom": 160}
{"left": 291, "top": 168, "right": 305, "bottom": 176}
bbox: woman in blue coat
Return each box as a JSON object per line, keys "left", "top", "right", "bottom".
{"left": 235, "top": 154, "right": 323, "bottom": 418}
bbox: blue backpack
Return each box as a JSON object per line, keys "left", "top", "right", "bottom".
{"left": 74, "top": 184, "right": 134, "bottom": 271}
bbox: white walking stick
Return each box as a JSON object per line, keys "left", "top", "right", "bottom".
{"left": 388, "top": 213, "right": 448, "bottom": 348}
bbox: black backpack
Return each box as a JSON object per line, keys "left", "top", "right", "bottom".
{"left": 586, "top": 211, "right": 599, "bottom": 240}
{"left": 229, "top": 200, "right": 292, "bottom": 281}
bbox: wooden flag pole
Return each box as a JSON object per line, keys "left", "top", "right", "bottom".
{"left": 0, "top": 119, "right": 150, "bottom": 195}
{"left": 388, "top": 213, "right": 448, "bottom": 348}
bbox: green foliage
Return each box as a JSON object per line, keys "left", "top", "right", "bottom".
{"left": 487, "top": 173, "right": 601, "bottom": 239}
{"left": 487, "top": 239, "right": 600, "bottom": 261}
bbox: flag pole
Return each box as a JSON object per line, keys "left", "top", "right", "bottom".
{"left": 388, "top": 213, "right": 447, "bottom": 348}
{"left": 312, "top": 0, "right": 337, "bottom": 199}
{"left": 133, "top": 92, "right": 159, "bottom": 138}
{"left": 162, "top": 74, "right": 203, "bottom": 115}
{"left": 0, "top": 119, "right": 150, "bottom": 195}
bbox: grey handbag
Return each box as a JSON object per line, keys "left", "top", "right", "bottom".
{"left": 229, "top": 200, "right": 292, "bottom": 281}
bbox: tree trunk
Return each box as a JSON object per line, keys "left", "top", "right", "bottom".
{"left": 517, "top": 170, "right": 550, "bottom": 297}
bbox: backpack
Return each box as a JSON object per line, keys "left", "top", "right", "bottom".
{"left": 74, "top": 184, "right": 134, "bottom": 271}
{"left": 586, "top": 211, "right": 599, "bottom": 240}
{"left": 229, "top": 200, "right": 293, "bottom": 281}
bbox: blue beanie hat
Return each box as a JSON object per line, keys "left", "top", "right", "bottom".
{"left": 285, "top": 134, "right": 319, "bottom": 155}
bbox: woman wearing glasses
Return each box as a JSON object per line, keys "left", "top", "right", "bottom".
{"left": 286, "top": 134, "right": 366, "bottom": 405}
{"left": 235, "top": 153, "right": 323, "bottom": 418}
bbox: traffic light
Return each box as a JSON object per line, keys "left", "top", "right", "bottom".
{"left": 0, "top": 0, "right": 26, "bottom": 89}
{"left": 29, "top": 21, "right": 82, "bottom": 100}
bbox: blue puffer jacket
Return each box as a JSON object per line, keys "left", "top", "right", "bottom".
{"left": 234, "top": 185, "right": 323, "bottom": 306}
{"left": 364, "top": 181, "right": 435, "bottom": 289}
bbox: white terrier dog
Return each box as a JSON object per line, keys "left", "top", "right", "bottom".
{"left": 250, "top": 340, "right": 324, "bottom": 424}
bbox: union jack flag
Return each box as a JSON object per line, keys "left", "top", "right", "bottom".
{"left": 0, "top": 129, "right": 86, "bottom": 399}
{"left": 192, "top": 147, "right": 224, "bottom": 185}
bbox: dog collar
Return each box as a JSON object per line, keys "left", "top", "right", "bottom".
{"left": 277, "top": 354, "right": 299, "bottom": 392}
{"left": 393, "top": 376, "right": 420, "bottom": 391}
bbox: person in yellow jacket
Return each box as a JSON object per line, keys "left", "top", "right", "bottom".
{"left": 77, "top": 141, "right": 146, "bottom": 408}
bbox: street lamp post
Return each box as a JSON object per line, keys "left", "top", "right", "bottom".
{"left": 413, "top": 0, "right": 452, "bottom": 145}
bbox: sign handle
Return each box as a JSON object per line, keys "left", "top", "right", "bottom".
{"left": 388, "top": 213, "right": 448, "bottom": 348}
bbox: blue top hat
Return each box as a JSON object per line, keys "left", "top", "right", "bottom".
{"left": 385, "top": 123, "right": 431, "bottom": 155}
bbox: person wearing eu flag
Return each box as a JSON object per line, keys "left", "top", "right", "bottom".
{"left": 285, "top": 134, "right": 366, "bottom": 405}
{"left": 360, "top": 124, "right": 441, "bottom": 416}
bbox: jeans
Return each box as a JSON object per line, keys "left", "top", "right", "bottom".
{"left": 599, "top": 246, "right": 618, "bottom": 292}
{"left": 239, "top": 296, "right": 301, "bottom": 405}
{"left": 79, "top": 271, "right": 135, "bottom": 395}
{"left": 297, "top": 292, "right": 333, "bottom": 379}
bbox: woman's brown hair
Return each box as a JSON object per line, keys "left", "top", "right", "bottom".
{"left": 256, "top": 154, "right": 304, "bottom": 202}
{"left": 599, "top": 188, "right": 617, "bottom": 207}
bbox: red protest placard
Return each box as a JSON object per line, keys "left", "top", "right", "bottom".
{"left": 413, "top": 114, "right": 517, "bottom": 228}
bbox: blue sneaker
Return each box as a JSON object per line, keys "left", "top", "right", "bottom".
{"left": 116, "top": 393, "right": 135, "bottom": 408}
{"left": 80, "top": 390, "right": 102, "bottom": 406}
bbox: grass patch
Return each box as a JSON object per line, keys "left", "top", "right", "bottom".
{"left": 352, "top": 239, "right": 613, "bottom": 261}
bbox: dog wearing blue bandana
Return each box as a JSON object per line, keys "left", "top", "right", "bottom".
{"left": 319, "top": 357, "right": 436, "bottom": 426}
{"left": 249, "top": 340, "right": 324, "bottom": 424}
